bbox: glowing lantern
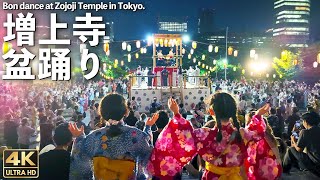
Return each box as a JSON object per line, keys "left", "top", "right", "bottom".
{"left": 80, "top": 43, "right": 86, "bottom": 54}
{"left": 250, "top": 49, "right": 256, "bottom": 58}
{"left": 143, "top": 48, "right": 147, "bottom": 54}
{"left": 127, "top": 44, "right": 131, "bottom": 52}
{"left": 105, "top": 50, "right": 110, "bottom": 56}
{"left": 172, "top": 39, "right": 177, "bottom": 46}
{"left": 190, "top": 49, "right": 194, "bottom": 55}
{"left": 313, "top": 61, "right": 318, "bottom": 68}
{"left": 293, "top": 59, "right": 298, "bottom": 66}
{"left": 233, "top": 67, "right": 236, "bottom": 71}
{"left": 128, "top": 54, "right": 131, "bottom": 62}
{"left": 136, "top": 41, "right": 141, "bottom": 48}
{"left": 140, "top": 48, "right": 144, "bottom": 54}
{"left": 193, "top": 58, "right": 196, "bottom": 63}
{"left": 266, "top": 74, "right": 269, "bottom": 78}
{"left": 168, "top": 39, "right": 173, "bottom": 47}
{"left": 206, "top": 65, "right": 209, "bottom": 69}
{"left": 114, "top": 63, "right": 118, "bottom": 68}
{"left": 280, "top": 74, "right": 283, "bottom": 78}
{"left": 182, "top": 48, "right": 186, "bottom": 54}
{"left": 202, "top": 55, "right": 205, "bottom": 60}
{"left": 234, "top": 50, "right": 238, "bottom": 57}
{"left": 198, "top": 61, "right": 201, "bottom": 66}
{"left": 121, "top": 60, "right": 124, "bottom": 66}
{"left": 228, "top": 47, "right": 233, "bottom": 56}
{"left": 122, "top": 42, "right": 127, "bottom": 50}
{"left": 176, "top": 39, "right": 180, "bottom": 46}
{"left": 273, "top": 74, "right": 276, "bottom": 78}
{"left": 103, "top": 43, "right": 109, "bottom": 53}
{"left": 115, "top": 59, "right": 118, "bottom": 64}
{"left": 281, "top": 51, "right": 287, "bottom": 60}
{"left": 188, "top": 54, "right": 191, "bottom": 59}
{"left": 208, "top": 45, "right": 213, "bottom": 52}
{"left": 109, "top": 65, "right": 112, "bottom": 70}
{"left": 242, "top": 69, "right": 245, "bottom": 74}
{"left": 103, "top": 63, "right": 107, "bottom": 70}
{"left": 135, "top": 53, "right": 139, "bottom": 59}
{"left": 159, "top": 39, "right": 164, "bottom": 47}
{"left": 192, "top": 41, "right": 197, "bottom": 49}
{"left": 164, "top": 39, "right": 168, "bottom": 47}
{"left": 202, "top": 64, "right": 205, "bottom": 68}
{"left": 215, "top": 46, "right": 219, "bottom": 53}
{"left": 317, "top": 53, "right": 320, "bottom": 63}
{"left": 213, "top": 60, "right": 217, "bottom": 65}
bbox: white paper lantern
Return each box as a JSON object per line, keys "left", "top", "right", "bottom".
{"left": 190, "top": 49, "right": 194, "bottom": 55}
{"left": 122, "top": 42, "right": 127, "bottom": 50}
{"left": 127, "top": 44, "right": 131, "bottom": 52}
{"left": 208, "top": 44, "right": 213, "bottom": 52}
{"left": 313, "top": 61, "right": 318, "bottom": 68}
{"left": 136, "top": 41, "right": 141, "bottom": 48}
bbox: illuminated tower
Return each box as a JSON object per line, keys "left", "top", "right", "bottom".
{"left": 273, "top": 0, "right": 310, "bottom": 48}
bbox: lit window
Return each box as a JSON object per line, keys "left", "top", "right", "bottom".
{"left": 278, "top": 11, "right": 310, "bottom": 15}
{"left": 275, "top": 2, "right": 310, "bottom": 9}
{"left": 277, "top": 15, "right": 302, "bottom": 19}
{"left": 295, "top": 7, "right": 310, "bottom": 11}
{"left": 275, "top": 0, "right": 310, "bottom": 5}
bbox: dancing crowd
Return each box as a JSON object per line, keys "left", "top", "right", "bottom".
{"left": 1, "top": 77, "right": 320, "bottom": 180}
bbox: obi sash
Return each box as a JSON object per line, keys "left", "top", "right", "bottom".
{"left": 205, "top": 162, "right": 242, "bottom": 180}
{"left": 93, "top": 156, "right": 135, "bottom": 180}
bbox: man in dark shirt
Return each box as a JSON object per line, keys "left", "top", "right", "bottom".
{"left": 161, "top": 67, "right": 169, "bottom": 87}
{"left": 3, "top": 114, "right": 19, "bottom": 149}
{"left": 285, "top": 107, "right": 300, "bottom": 136}
{"left": 147, "top": 67, "right": 154, "bottom": 87}
{"left": 39, "top": 123, "right": 72, "bottom": 180}
{"left": 283, "top": 112, "right": 320, "bottom": 176}
{"left": 267, "top": 108, "right": 281, "bottom": 137}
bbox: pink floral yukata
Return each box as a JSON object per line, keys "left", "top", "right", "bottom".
{"left": 148, "top": 114, "right": 282, "bottom": 180}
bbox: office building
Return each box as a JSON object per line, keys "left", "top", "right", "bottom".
{"left": 157, "top": 16, "right": 188, "bottom": 34}
{"left": 104, "top": 21, "right": 114, "bottom": 42}
{"left": 198, "top": 8, "right": 215, "bottom": 34}
{"left": 273, "top": 0, "right": 310, "bottom": 48}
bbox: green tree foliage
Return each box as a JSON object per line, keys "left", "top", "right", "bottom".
{"left": 272, "top": 50, "right": 303, "bottom": 78}
{"left": 100, "top": 56, "right": 128, "bottom": 79}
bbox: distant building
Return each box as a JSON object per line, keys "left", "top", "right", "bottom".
{"left": 157, "top": 16, "right": 188, "bottom": 34}
{"left": 273, "top": 0, "right": 310, "bottom": 48}
{"left": 104, "top": 21, "right": 114, "bottom": 42}
{"left": 198, "top": 8, "right": 215, "bottom": 34}
{"left": 205, "top": 31, "right": 274, "bottom": 48}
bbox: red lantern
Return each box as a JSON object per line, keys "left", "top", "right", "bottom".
{"left": 104, "top": 43, "right": 109, "bottom": 53}
{"left": 228, "top": 47, "right": 233, "bottom": 56}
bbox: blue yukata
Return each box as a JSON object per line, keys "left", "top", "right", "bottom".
{"left": 69, "top": 123, "right": 153, "bottom": 180}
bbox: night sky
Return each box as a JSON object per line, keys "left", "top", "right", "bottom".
{"left": 1, "top": 0, "right": 320, "bottom": 40}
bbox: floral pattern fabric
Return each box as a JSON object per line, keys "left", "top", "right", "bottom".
{"left": 69, "top": 125, "right": 153, "bottom": 180}
{"left": 148, "top": 114, "right": 281, "bottom": 180}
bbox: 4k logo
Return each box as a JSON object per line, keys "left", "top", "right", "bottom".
{"left": 3, "top": 149, "right": 39, "bottom": 178}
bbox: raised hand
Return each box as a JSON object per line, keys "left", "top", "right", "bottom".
{"left": 146, "top": 113, "right": 159, "bottom": 126}
{"left": 168, "top": 98, "right": 179, "bottom": 115}
{"left": 256, "top": 103, "right": 270, "bottom": 116}
{"left": 68, "top": 123, "right": 84, "bottom": 137}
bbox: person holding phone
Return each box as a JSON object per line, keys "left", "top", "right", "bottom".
{"left": 283, "top": 111, "right": 320, "bottom": 176}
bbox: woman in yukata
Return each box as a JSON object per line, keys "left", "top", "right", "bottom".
{"left": 68, "top": 93, "right": 159, "bottom": 180}
{"left": 148, "top": 92, "right": 282, "bottom": 180}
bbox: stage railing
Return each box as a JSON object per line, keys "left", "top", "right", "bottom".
{"left": 128, "top": 75, "right": 211, "bottom": 89}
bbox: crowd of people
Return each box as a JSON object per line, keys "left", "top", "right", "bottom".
{"left": 1, "top": 77, "right": 320, "bottom": 180}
